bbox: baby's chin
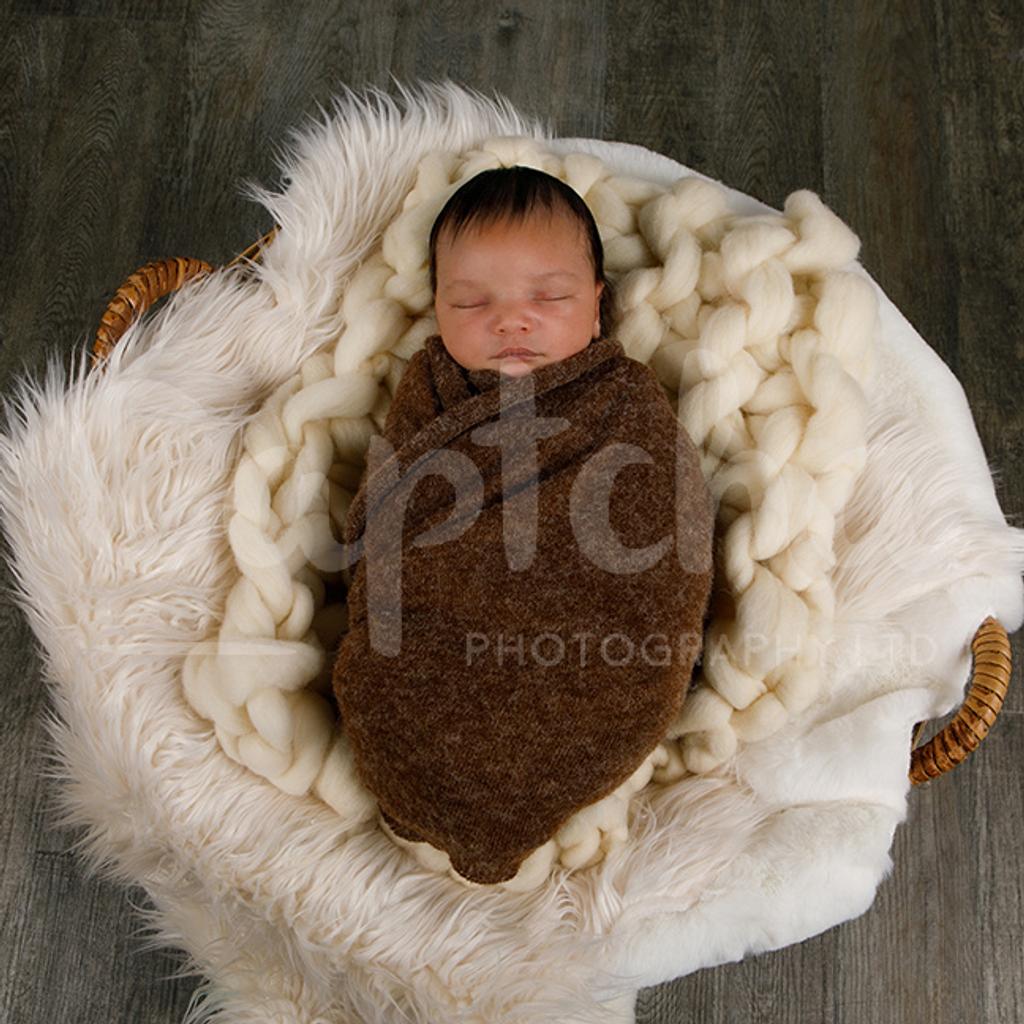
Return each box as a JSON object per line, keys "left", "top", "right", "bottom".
{"left": 495, "top": 358, "right": 540, "bottom": 377}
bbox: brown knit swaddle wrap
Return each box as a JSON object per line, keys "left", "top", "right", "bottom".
{"left": 332, "top": 333, "right": 714, "bottom": 884}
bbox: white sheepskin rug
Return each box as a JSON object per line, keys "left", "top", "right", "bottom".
{"left": 1, "top": 82, "right": 1022, "bottom": 1023}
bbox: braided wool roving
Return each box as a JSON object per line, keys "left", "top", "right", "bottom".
{"left": 181, "top": 134, "right": 877, "bottom": 887}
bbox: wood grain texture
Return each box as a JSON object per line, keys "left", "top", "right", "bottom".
{"left": 388, "top": 0, "right": 607, "bottom": 137}
{"left": 1, "top": 2, "right": 1021, "bottom": 1022}
{"left": 601, "top": 0, "right": 720, "bottom": 175}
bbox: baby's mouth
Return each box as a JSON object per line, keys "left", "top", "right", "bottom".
{"left": 496, "top": 347, "right": 539, "bottom": 358}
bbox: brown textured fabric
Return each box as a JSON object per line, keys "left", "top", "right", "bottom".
{"left": 331, "top": 333, "right": 714, "bottom": 884}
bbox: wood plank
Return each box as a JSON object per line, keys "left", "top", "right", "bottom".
{"left": 822, "top": 2, "right": 958, "bottom": 371}
{"left": 602, "top": 1, "right": 823, "bottom": 210}
{"left": 707, "top": 0, "right": 825, "bottom": 208}
{"left": 0, "top": 14, "right": 197, "bottom": 379}
{"left": 387, "top": 0, "right": 607, "bottom": 138}
{"left": 600, "top": 0, "right": 720, "bottom": 175}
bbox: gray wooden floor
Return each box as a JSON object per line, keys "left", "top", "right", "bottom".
{"left": 2, "top": 2, "right": 1022, "bottom": 1022}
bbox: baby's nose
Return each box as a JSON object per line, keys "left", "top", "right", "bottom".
{"left": 493, "top": 302, "right": 532, "bottom": 333}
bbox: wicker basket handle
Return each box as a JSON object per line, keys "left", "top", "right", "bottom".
{"left": 91, "top": 257, "right": 213, "bottom": 367}
{"left": 90, "top": 228, "right": 277, "bottom": 367}
{"left": 910, "top": 616, "right": 1012, "bottom": 784}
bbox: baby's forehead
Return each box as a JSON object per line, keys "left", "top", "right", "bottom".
{"left": 448, "top": 221, "right": 593, "bottom": 272}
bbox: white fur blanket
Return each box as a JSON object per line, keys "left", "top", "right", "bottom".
{"left": 1, "top": 83, "right": 1022, "bottom": 1023}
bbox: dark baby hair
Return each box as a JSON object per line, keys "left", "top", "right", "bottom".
{"left": 427, "top": 165, "right": 616, "bottom": 339}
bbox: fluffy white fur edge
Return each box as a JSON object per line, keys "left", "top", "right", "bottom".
{"left": 1, "top": 82, "right": 1022, "bottom": 1023}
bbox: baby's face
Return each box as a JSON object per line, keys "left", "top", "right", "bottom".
{"left": 433, "top": 210, "right": 604, "bottom": 377}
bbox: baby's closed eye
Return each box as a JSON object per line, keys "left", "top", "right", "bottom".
{"left": 451, "top": 295, "right": 571, "bottom": 308}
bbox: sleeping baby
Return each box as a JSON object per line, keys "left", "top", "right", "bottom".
{"left": 331, "top": 165, "right": 715, "bottom": 885}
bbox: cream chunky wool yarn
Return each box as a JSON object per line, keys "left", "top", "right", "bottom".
{"left": 181, "top": 133, "right": 878, "bottom": 888}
